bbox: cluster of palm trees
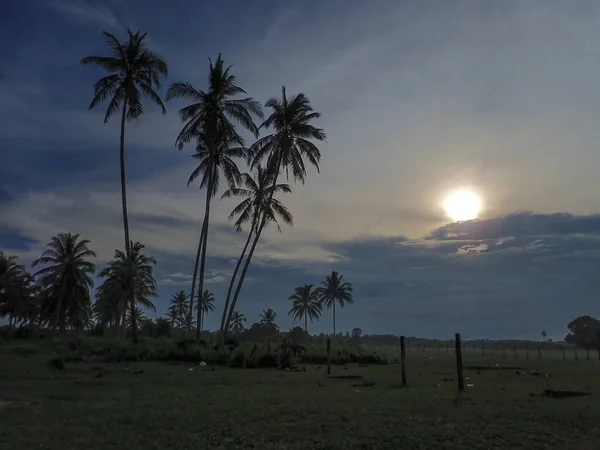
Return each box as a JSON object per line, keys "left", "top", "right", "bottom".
{"left": 1, "top": 28, "right": 355, "bottom": 339}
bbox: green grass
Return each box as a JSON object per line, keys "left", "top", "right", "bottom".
{"left": 1, "top": 345, "right": 600, "bottom": 449}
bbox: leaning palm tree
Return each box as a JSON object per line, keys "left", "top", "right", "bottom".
{"left": 95, "top": 241, "right": 157, "bottom": 340}
{"left": 220, "top": 166, "right": 293, "bottom": 332}
{"left": 316, "top": 271, "right": 353, "bottom": 336}
{"left": 32, "top": 233, "right": 96, "bottom": 331}
{"left": 81, "top": 30, "right": 168, "bottom": 260}
{"left": 195, "top": 289, "right": 215, "bottom": 334}
{"left": 229, "top": 310, "right": 246, "bottom": 333}
{"left": 223, "top": 87, "right": 325, "bottom": 331}
{"left": 288, "top": 284, "right": 322, "bottom": 332}
{"left": 166, "top": 54, "right": 262, "bottom": 338}
{"left": 168, "top": 290, "right": 189, "bottom": 328}
{"left": 259, "top": 308, "right": 278, "bottom": 328}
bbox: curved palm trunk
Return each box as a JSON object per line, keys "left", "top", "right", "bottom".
{"left": 219, "top": 215, "right": 257, "bottom": 331}
{"left": 187, "top": 232, "right": 204, "bottom": 330}
{"left": 333, "top": 301, "right": 336, "bottom": 337}
{"left": 195, "top": 185, "right": 213, "bottom": 341}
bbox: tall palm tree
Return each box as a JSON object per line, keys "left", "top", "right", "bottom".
{"left": 0, "top": 253, "right": 36, "bottom": 331}
{"left": 95, "top": 241, "right": 157, "bottom": 340}
{"left": 224, "top": 87, "right": 325, "bottom": 331}
{"left": 229, "top": 310, "right": 246, "bottom": 333}
{"left": 220, "top": 166, "right": 293, "bottom": 331}
{"left": 195, "top": 289, "right": 215, "bottom": 333}
{"left": 81, "top": 29, "right": 168, "bottom": 260}
{"left": 32, "top": 233, "right": 96, "bottom": 331}
{"left": 259, "top": 308, "right": 278, "bottom": 328}
{"left": 166, "top": 54, "right": 262, "bottom": 338}
{"left": 316, "top": 271, "right": 353, "bottom": 336}
{"left": 168, "top": 290, "right": 189, "bottom": 327}
{"left": 288, "top": 284, "right": 322, "bottom": 332}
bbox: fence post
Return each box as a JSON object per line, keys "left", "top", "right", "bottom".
{"left": 537, "top": 347, "right": 541, "bottom": 360}
{"left": 574, "top": 348, "right": 579, "bottom": 361}
{"left": 455, "top": 333, "right": 464, "bottom": 392}
{"left": 586, "top": 348, "right": 590, "bottom": 361}
{"left": 526, "top": 346, "right": 529, "bottom": 360}
{"left": 267, "top": 339, "right": 271, "bottom": 353}
{"left": 481, "top": 344, "right": 484, "bottom": 357}
{"left": 561, "top": 347, "right": 565, "bottom": 361}
{"left": 326, "top": 338, "right": 331, "bottom": 375}
{"left": 503, "top": 347, "right": 506, "bottom": 358}
{"left": 400, "top": 336, "right": 407, "bottom": 386}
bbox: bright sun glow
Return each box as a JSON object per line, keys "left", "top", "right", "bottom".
{"left": 443, "top": 190, "right": 481, "bottom": 222}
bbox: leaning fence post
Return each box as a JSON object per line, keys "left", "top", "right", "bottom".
{"left": 326, "top": 338, "right": 331, "bottom": 375}
{"left": 400, "top": 336, "right": 407, "bottom": 386}
{"left": 455, "top": 333, "right": 464, "bottom": 392}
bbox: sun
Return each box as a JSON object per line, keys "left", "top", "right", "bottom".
{"left": 443, "top": 190, "right": 481, "bottom": 222}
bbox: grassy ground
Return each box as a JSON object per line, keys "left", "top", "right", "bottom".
{"left": 1, "top": 347, "right": 600, "bottom": 449}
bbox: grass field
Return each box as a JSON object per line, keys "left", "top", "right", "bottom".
{"left": 1, "top": 345, "right": 600, "bottom": 449}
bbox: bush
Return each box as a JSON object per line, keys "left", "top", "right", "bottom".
{"left": 257, "top": 353, "right": 279, "bottom": 368}
{"left": 228, "top": 349, "right": 246, "bottom": 368}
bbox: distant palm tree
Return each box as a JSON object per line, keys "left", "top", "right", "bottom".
{"left": 225, "top": 87, "right": 325, "bottom": 331}
{"left": 541, "top": 330, "right": 547, "bottom": 342}
{"left": 0, "top": 252, "right": 36, "bottom": 331}
{"left": 95, "top": 241, "right": 157, "bottom": 340}
{"left": 126, "top": 306, "right": 146, "bottom": 332}
{"left": 229, "top": 310, "right": 246, "bottom": 333}
{"left": 32, "top": 233, "right": 96, "bottom": 331}
{"left": 195, "top": 289, "right": 215, "bottom": 333}
{"left": 220, "top": 166, "right": 293, "bottom": 332}
{"left": 81, "top": 30, "right": 168, "bottom": 260}
{"left": 166, "top": 307, "right": 179, "bottom": 327}
{"left": 166, "top": 54, "right": 262, "bottom": 338}
{"left": 288, "top": 284, "right": 322, "bottom": 332}
{"left": 259, "top": 308, "right": 278, "bottom": 328}
{"left": 316, "top": 271, "right": 353, "bottom": 336}
{"left": 168, "top": 290, "right": 189, "bottom": 327}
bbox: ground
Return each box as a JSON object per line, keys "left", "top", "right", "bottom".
{"left": 1, "top": 346, "right": 600, "bottom": 449}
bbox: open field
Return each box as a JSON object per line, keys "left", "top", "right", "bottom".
{"left": 2, "top": 342, "right": 600, "bottom": 449}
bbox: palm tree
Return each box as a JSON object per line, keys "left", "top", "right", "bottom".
{"left": 95, "top": 241, "right": 157, "bottom": 340}
{"left": 316, "top": 271, "right": 353, "bottom": 336}
{"left": 288, "top": 284, "right": 322, "bottom": 332}
{"left": 541, "top": 330, "right": 547, "bottom": 342}
{"left": 224, "top": 87, "right": 325, "bottom": 331}
{"left": 220, "top": 166, "right": 293, "bottom": 332}
{"left": 195, "top": 289, "right": 215, "bottom": 333}
{"left": 166, "top": 307, "right": 179, "bottom": 327}
{"left": 0, "top": 253, "right": 36, "bottom": 331}
{"left": 32, "top": 233, "right": 96, "bottom": 331}
{"left": 229, "top": 310, "right": 246, "bottom": 333}
{"left": 168, "top": 290, "right": 189, "bottom": 327}
{"left": 126, "top": 306, "right": 146, "bottom": 332}
{"left": 259, "top": 308, "right": 278, "bottom": 328}
{"left": 81, "top": 30, "right": 168, "bottom": 260}
{"left": 166, "top": 54, "right": 262, "bottom": 338}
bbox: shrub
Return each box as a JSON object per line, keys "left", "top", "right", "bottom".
{"left": 257, "top": 353, "right": 279, "bottom": 368}
{"left": 228, "top": 349, "right": 246, "bottom": 368}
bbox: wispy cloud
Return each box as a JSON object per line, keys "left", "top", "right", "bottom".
{"left": 46, "top": 0, "right": 121, "bottom": 28}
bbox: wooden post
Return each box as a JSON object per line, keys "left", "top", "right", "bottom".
{"left": 503, "top": 347, "right": 506, "bottom": 358}
{"left": 526, "top": 346, "right": 529, "bottom": 360}
{"left": 400, "top": 336, "right": 407, "bottom": 386}
{"left": 574, "top": 349, "right": 579, "bottom": 361}
{"left": 537, "top": 347, "right": 541, "bottom": 360}
{"left": 586, "top": 348, "right": 590, "bottom": 361}
{"left": 561, "top": 347, "right": 565, "bottom": 361}
{"left": 481, "top": 344, "right": 484, "bottom": 357}
{"left": 326, "top": 338, "right": 331, "bottom": 375}
{"left": 446, "top": 342, "right": 449, "bottom": 353}
{"left": 437, "top": 342, "right": 441, "bottom": 353}
{"left": 455, "top": 333, "right": 464, "bottom": 392}
{"left": 513, "top": 347, "right": 517, "bottom": 359}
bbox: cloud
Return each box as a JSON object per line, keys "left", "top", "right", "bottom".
{"left": 46, "top": 0, "right": 121, "bottom": 28}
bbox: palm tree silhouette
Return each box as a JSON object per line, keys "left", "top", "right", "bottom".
{"left": 32, "top": 233, "right": 96, "bottom": 331}
{"left": 95, "top": 241, "right": 157, "bottom": 339}
{"left": 0, "top": 252, "right": 36, "bottom": 332}
{"left": 168, "top": 290, "right": 189, "bottom": 327}
{"left": 81, "top": 29, "right": 168, "bottom": 260}
{"left": 229, "top": 310, "right": 246, "bottom": 333}
{"left": 316, "top": 271, "right": 353, "bottom": 336}
{"left": 166, "top": 54, "right": 262, "bottom": 338}
{"left": 220, "top": 166, "right": 293, "bottom": 331}
{"left": 225, "top": 88, "right": 324, "bottom": 329}
{"left": 195, "top": 289, "right": 215, "bottom": 334}
{"left": 259, "top": 308, "right": 278, "bottom": 328}
{"left": 288, "top": 284, "right": 322, "bottom": 332}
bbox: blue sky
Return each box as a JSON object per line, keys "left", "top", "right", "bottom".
{"left": 3, "top": 0, "right": 600, "bottom": 339}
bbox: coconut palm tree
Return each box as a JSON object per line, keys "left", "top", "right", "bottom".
{"left": 166, "top": 307, "right": 179, "bottom": 327}
{"left": 126, "top": 306, "right": 146, "bottom": 332}
{"left": 220, "top": 166, "right": 293, "bottom": 332}
{"left": 0, "top": 253, "right": 36, "bottom": 331}
{"left": 81, "top": 29, "right": 168, "bottom": 260}
{"left": 259, "top": 308, "right": 278, "bottom": 330}
{"left": 316, "top": 271, "right": 353, "bottom": 336}
{"left": 32, "top": 233, "right": 96, "bottom": 331}
{"left": 166, "top": 54, "right": 262, "bottom": 337}
{"left": 195, "top": 289, "right": 215, "bottom": 333}
{"left": 95, "top": 241, "right": 157, "bottom": 340}
{"left": 168, "top": 290, "right": 189, "bottom": 327}
{"left": 224, "top": 87, "right": 325, "bottom": 331}
{"left": 288, "top": 284, "right": 322, "bottom": 332}
{"left": 229, "top": 310, "right": 246, "bottom": 333}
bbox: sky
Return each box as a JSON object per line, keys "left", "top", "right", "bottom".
{"left": 2, "top": 0, "right": 600, "bottom": 340}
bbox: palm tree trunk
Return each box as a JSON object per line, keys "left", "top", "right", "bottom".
{"left": 333, "top": 301, "right": 336, "bottom": 337}
{"left": 119, "top": 100, "right": 132, "bottom": 258}
{"left": 7, "top": 315, "right": 14, "bottom": 335}
{"left": 304, "top": 314, "right": 307, "bottom": 333}
{"left": 219, "top": 216, "right": 257, "bottom": 331}
{"left": 195, "top": 184, "right": 213, "bottom": 341}
{"left": 187, "top": 227, "right": 205, "bottom": 331}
